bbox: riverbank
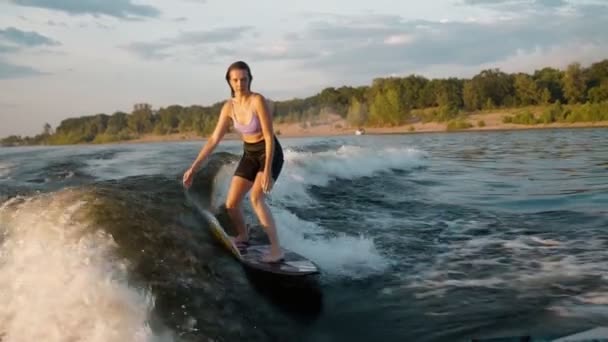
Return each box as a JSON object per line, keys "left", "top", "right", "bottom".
{"left": 124, "top": 110, "right": 608, "bottom": 144}
{"left": 3, "top": 109, "right": 607, "bottom": 147}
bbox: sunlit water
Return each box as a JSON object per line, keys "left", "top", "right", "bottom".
{"left": 0, "top": 128, "right": 607, "bottom": 341}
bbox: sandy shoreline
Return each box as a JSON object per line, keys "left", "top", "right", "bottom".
{"left": 126, "top": 111, "right": 608, "bottom": 144}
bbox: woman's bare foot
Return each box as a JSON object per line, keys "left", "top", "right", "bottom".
{"left": 262, "top": 248, "right": 284, "bottom": 263}
{"left": 232, "top": 234, "right": 248, "bottom": 243}
{"left": 231, "top": 224, "right": 250, "bottom": 245}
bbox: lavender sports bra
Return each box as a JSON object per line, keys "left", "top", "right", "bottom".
{"left": 231, "top": 99, "right": 262, "bottom": 135}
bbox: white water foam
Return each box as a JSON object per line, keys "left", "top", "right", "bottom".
{"left": 206, "top": 145, "right": 406, "bottom": 278}
{"left": 404, "top": 218, "right": 608, "bottom": 303}
{"left": 271, "top": 208, "right": 390, "bottom": 279}
{"left": 83, "top": 149, "right": 164, "bottom": 180}
{"left": 549, "top": 303, "right": 608, "bottom": 319}
{"left": 0, "top": 162, "right": 14, "bottom": 180}
{"left": 0, "top": 191, "right": 173, "bottom": 342}
{"left": 578, "top": 292, "right": 608, "bottom": 305}
{"left": 272, "top": 145, "right": 427, "bottom": 205}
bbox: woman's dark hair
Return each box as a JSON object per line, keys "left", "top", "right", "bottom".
{"left": 225, "top": 61, "right": 253, "bottom": 97}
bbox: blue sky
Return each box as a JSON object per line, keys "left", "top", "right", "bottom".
{"left": 1, "top": 0, "right": 607, "bottom": 136}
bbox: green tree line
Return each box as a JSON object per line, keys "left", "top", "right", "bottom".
{"left": 2, "top": 58, "right": 608, "bottom": 146}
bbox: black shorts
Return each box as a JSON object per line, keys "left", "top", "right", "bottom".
{"left": 234, "top": 136, "right": 284, "bottom": 183}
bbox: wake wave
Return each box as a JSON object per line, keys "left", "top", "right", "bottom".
{"left": 84, "top": 149, "right": 167, "bottom": 181}
{"left": 0, "top": 191, "right": 173, "bottom": 342}
{"left": 271, "top": 144, "right": 426, "bottom": 204}
{"left": 0, "top": 162, "right": 14, "bottom": 180}
{"left": 271, "top": 208, "right": 390, "bottom": 279}
{"left": 403, "top": 217, "right": 608, "bottom": 311}
{"left": 206, "top": 144, "right": 419, "bottom": 279}
{"left": 210, "top": 144, "right": 425, "bottom": 206}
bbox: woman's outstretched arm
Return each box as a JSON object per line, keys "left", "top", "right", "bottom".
{"left": 183, "top": 102, "right": 232, "bottom": 188}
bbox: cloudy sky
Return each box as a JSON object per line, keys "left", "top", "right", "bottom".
{"left": 1, "top": 0, "right": 607, "bottom": 136}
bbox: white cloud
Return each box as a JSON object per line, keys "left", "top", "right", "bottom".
{"left": 290, "top": 2, "right": 607, "bottom": 82}
{"left": 123, "top": 26, "right": 255, "bottom": 60}
{"left": 383, "top": 33, "right": 414, "bottom": 46}
{"left": 9, "top": 0, "right": 161, "bottom": 19}
{"left": 412, "top": 42, "right": 608, "bottom": 79}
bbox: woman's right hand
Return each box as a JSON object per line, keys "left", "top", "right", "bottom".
{"left": 183, "top": 167, "right": 195, "bottom": 189}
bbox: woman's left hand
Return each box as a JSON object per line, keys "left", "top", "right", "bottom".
{"left": 262, "top": 172, "right": 274, "bottom": 194}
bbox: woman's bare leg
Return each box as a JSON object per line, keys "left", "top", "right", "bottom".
{"left": 250, "top": 172, "right": 284, "bottom": 261}
{"left": 225, "top": 175, "right": 253, "bottom": 243}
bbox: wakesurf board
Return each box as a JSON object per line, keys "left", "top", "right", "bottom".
{"left": 200, "top": 209, "right": 320, "bottom": 276}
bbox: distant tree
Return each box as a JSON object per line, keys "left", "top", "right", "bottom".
{"left": 465, "top": 68, "right": 514, "bottom": 110}
{"left": 585, "top": 59, "right": 608, "bottom": 103}
{"left": 106, "top": 112, "right": 128, "bottom": 135}
{"left": 128, "top": 103, "right": 154, "bottom": 134}
{"left": 346, "top": 97, "right": 368, "bottom": 127}
{"left": 463, "top": 80, "right": 479, "bottom": 111}
{"left": 534, "top": 67, "right": 564, "bottom": 103}
{"left": 584, "top": 59, "right": 608, "bottom": 90}
{"left": 562, "top": 63, "right": 587, "bottom": 104}
{"left": 514, "top": 73, "right": 540, "bottom": 106}
{"left": 436, "top": 78, "right": 463, "bottom": 110}
{"left": 43, "top": 122, "right": 52, "bottom": 135}
{"left": 588, "top": 81, "right": 608, "bottom": 103}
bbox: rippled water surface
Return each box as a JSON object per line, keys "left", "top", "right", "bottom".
{"left": 1, "top": 128, "right": 607, "bottom": 341}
